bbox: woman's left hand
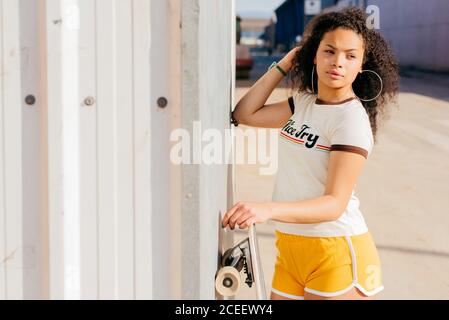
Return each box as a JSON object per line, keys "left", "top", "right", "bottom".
{"left": 222, "top": 201, "right": 273, "bottom": 230}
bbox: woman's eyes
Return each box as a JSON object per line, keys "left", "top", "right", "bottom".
{"left": 324, "top": 50, "right": 356, "bottom": 59}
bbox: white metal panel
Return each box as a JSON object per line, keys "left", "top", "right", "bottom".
{"left": 95, "top": 0, "right": 135, "bottom": 299}
{"left": 48, "top": 0, "right": 154, "bottom": 300}
{"left": 113, "top": 0, "right": 135, "bottom": 298}
{"left": 78, "top": 0, "right": 97, "bottom": 299}
{"left": 37, "top": 0, "right": 50, "bottom": 299}
{"left": 96, "top": 0, "right": 118, "bottom": 298}
{"left": 20, "top": 0, "right": 44, "bottom": 299}
{"left": 95, "top": 0, "right": 152, "bottom": 299}
{"left": 0, "top": 0, "right": 24, "bottom": 299}
{"left": 46, "top": 0, "right": 65, "bottom": 299}
{"left": 0, "top": 0, "right": 153, "bottom": 300}
{"left": 132, "top": 0, "right": 153, "bottom": 299}
{"left": 45, "top": 0, "right": 152, "bottom": 299}
{"left": 0, "top": 0, "right": 5, "bottom": 300}
{"left": 61, "top": 0, "right": 82, "bottom": 300}
{"left": 150, "top": 0, "right": 171, "bottom": 299}
{"left": 167, "top": 0, "right": 182, "bottom": 299}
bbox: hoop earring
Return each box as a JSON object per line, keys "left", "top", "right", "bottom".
{"left": 353, "top": 70, "right": 383, "bottom": 102}
{"left": 311, "top": 65, "right": 316, "bottom": 94}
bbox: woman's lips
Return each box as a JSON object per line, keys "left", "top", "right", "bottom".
{"left": 327, "top": 71, "right": 343, "bottom": 79}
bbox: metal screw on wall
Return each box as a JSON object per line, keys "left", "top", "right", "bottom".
{"left": 157, "top": 97, "right": 168, "bottom": 108}
{"left": 25, "top": 95, "right": 36, "bottom": 106}
{"left": 84, "top": 96, "right": 95, "bottom": 106}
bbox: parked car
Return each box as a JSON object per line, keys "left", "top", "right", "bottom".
{"left": 236, "top": 44, "right": 253, "bottom": 79}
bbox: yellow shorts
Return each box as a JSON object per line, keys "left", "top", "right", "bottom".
{"left": 271, "top": 230, "right": 384, "bottom": 299}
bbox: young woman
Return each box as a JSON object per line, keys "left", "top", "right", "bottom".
{"left": 222, "top": 7, "right": 399, "bottom": 300}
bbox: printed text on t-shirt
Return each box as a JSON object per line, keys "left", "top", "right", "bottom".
{"left": 281, "top": 119, "right": 319, "bottom": 148}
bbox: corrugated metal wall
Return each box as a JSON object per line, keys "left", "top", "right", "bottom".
{"left": 0, "top": 0, "right": 24, "bottom": 300}
{"left": 1, "top": 0, "right": 153, "bottom": 299}
{"left": 46, "top": 0, "right": 153, "bottom": 299}
{"left": 1, "top": 0, "right": 235, "bottom": 300}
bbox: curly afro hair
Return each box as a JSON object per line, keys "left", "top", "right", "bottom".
{"left": 288, "top": 6, "right": 400, "bottom": 143}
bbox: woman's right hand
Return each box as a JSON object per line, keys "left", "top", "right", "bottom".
{"left": 278, "top": 46, "right": 301, "bottom": 71}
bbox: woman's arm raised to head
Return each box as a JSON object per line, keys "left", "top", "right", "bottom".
{"left": 233, "top": 47, "right": 299, "bottom": 128}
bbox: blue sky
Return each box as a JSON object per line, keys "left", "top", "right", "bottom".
{"left": 236, "top": 0, "right": 285, "bottom": 18}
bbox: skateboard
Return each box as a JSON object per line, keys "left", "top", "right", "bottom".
{"left": 215, "top": 52, "right": 266, "bottom": 299}
{"left": 215, "top": 224, "right": 267, "bottom": 299}
{"left": 215, "top": 120, "right": 267, "bottom": 299}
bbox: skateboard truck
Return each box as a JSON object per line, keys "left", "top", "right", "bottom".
{"left": 222, "top": 237, "right": 254, "bottom": 287}
{"left": 215, "top": 225, "right": 267, "bottom": 299}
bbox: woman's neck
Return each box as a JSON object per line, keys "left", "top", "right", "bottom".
{"left": 316, "top": 81, "right": 355, "bottom": 104}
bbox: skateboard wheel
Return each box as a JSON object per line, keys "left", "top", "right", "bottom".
{"left": 215, "top": 266, "right": 241, "bottom": 297}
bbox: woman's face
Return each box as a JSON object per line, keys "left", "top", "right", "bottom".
{"left": 314, "top": 28, "right": 365, "bottom": 91}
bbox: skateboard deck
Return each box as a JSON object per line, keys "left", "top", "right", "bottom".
{"left": 216, "top": 43, "right": 266, "bottom": 299}
{"left": 216, "top": 100, "right": 267, "bottom": 299}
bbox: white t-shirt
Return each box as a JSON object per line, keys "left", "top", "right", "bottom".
{"left": 269, "top": 91, "right": 374, "bottom": 237}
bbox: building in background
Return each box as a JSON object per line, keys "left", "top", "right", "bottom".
{"left": 266, "top": 0, "right": 343, "bottom": 53}
{"left": 262, "top": 0, "right": 366, "bottom": 53}
{"left": 239, "top": 16, "right": 272, "bottom": 46}
{"left": 366, "top": 0, "right": 449, "bottom": 72}
{"left": 259, "top": 0, "right": 449, "bottom": 71}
